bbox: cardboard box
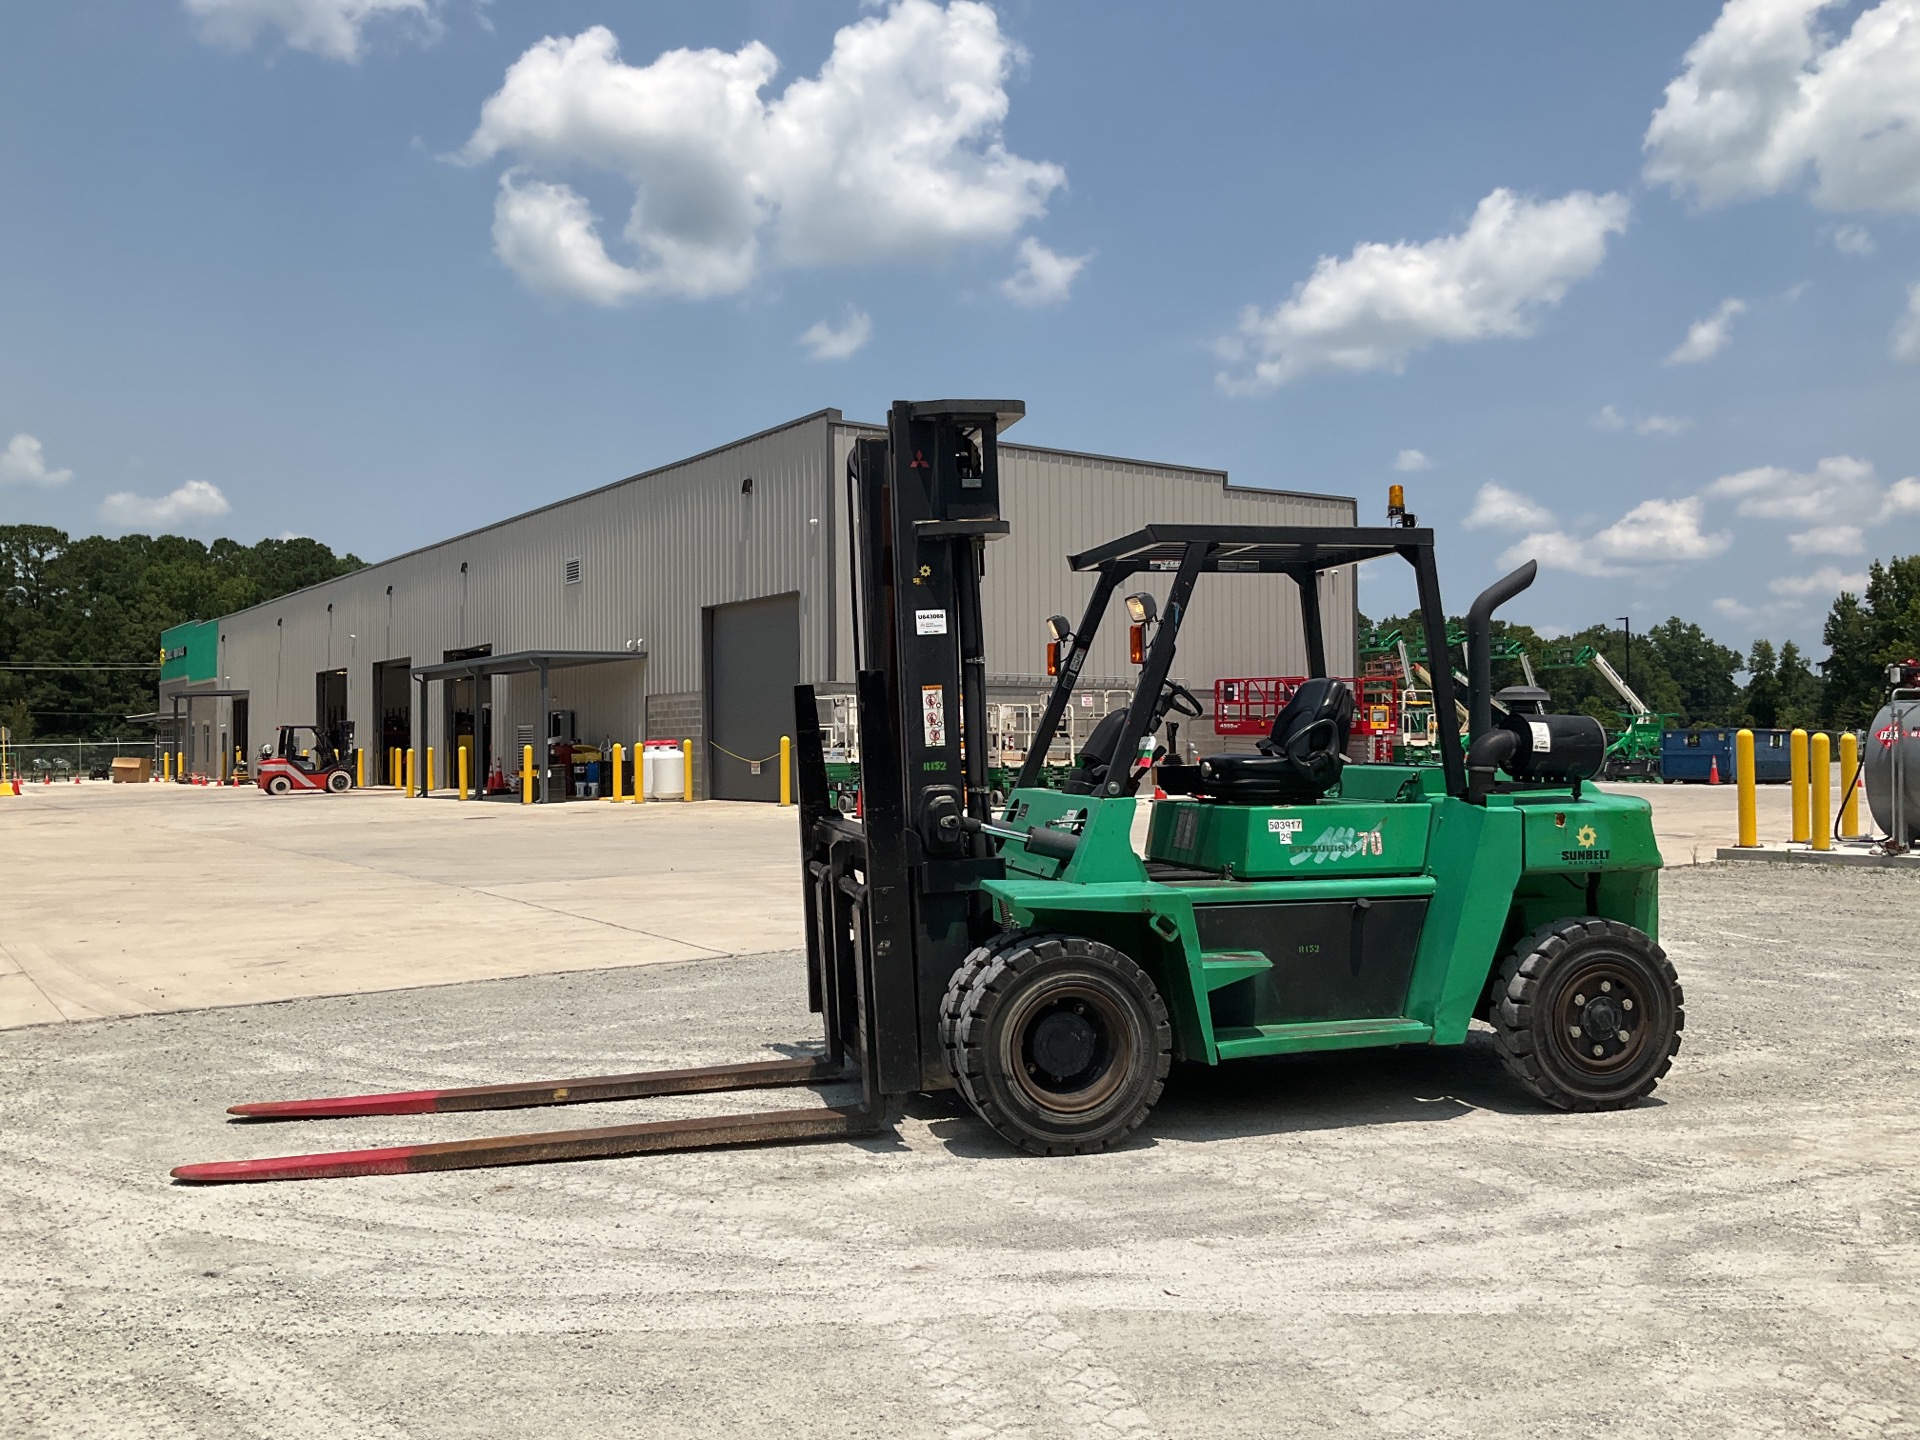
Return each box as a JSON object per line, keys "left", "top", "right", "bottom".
{"left": 111, "top": 756, "right": 153, "bottom": 784}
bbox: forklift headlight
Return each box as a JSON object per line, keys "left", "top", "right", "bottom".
{"left": 1046, "top": 614, "right": 1072, "bottom": 644}
{"left": 1124, "top": 593, "right": 1157, "bottom": 625}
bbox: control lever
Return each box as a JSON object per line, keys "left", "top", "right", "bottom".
{"left": 946, "top": 812, "right": 1080, "bottom": 861}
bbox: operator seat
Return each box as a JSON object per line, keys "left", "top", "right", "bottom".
{"left": 1165, "top": 677, "right": 1354, "bottom": 804}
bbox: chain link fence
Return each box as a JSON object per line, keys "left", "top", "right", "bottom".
{"left": 2, "top": 739, "right": 163, "bottom": 779}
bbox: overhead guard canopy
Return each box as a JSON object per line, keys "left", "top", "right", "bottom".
{"left": 1068, "top": 524, "right": 1435, "bottom": 577}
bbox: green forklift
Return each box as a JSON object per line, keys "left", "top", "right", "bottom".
{"left": 173, "top": 399, "right": 1681, "bottom": 1182}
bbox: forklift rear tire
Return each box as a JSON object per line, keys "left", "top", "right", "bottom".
{"left": 266, "top": 775, "right": 291, "bottom": 796}
{"left": 1491, "top": 917, "right": 1683, "bottom": 1112}
{"left": 326, "top": 770, "right": 353, "bottom": 793}
{"left": 943, "top": 935, "right": 1171, "bottom": 1156}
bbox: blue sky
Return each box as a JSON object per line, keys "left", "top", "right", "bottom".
{"left": 2, "top": 1, "right": 1917, "bottom": 653}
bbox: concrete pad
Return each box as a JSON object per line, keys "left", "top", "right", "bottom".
{"left": 1, "top": 865, "right": 1914, "bottom": 1439}
{"left": 0, "top": 784, "right": 804, "bottom": 1030}
{"left": 1715, "top": 843, "right": 1919, "bottom": 868}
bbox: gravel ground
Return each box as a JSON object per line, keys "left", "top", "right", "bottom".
{"left": 2, "top": 864, "right": 1915, "bottom": 1439}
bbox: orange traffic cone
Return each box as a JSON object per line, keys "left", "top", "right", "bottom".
{"left": 1708, "top": 754, "right": 1721, "bottom": 785}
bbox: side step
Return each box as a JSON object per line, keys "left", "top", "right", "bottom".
{"left": 173, "top": 1104, "right": 882, "bottom": 1185}
{"left": 1213, "top": 1017, "right": 1432, "bottom": 1061}
{"left": 227, "top": 1056, "right": 849, "bottom": 1121}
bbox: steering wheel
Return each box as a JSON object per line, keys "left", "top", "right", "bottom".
{"left": 1160, "top": 681, "right": 1204, "bottom": 718}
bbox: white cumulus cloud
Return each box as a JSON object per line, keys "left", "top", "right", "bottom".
{"left": 1644, "top": 0, "right": 1920, "bottom": 212}
{"left": 1393, "top": 449, "right": 1431, "bottom": 471}
{"left": 1501, "top": 495, "right": 1731, "bottom": 577}
{"left": 797, "top": 308, "right": 873, "bottom": 361}
{"left": 1894, "top": 281, "right": 1920, "bottom": 361}
{"left": 1833, "top": 223, "right": 1876, "bottom": 255}
{"left": 1636, "top": 413, "right": 1694, "bottom": 436}
{"left": 1215, "top": 187, "right": 1629, "bottom": 392}
{"left": 0, "top": 434, "right": 72, "bottom": 488}
{"left": 1001, "top": 238, "right": 1090, "bottom": 307}
{"left": 1789, "top": 523, "right": 1865, "bottom": 553}
{"left": 460, "top": 5, "right": 1064, "bottom": 306}
{"left": 99, "top": 480, "right": 232, "bottom": 530}
{"left": 1770, "top": 565, "right": 1870, "bottom": 598}
{"left": 182, "top": 0, "right": 439, "bottom": 61}
{"left": 1664, "top": 297, "right": 1746, "bottom": 364}
{"left": 1708, "top": 453, "right": 1895, "bottom": 521}
{"left": 1464, "top": 482, "right": 1553, "bottom": 531}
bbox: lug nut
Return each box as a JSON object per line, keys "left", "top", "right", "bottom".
{"left": 1573, "top": 993, "right": 1587, "bottom": 1007}
{"left": 1592, "top": 1045, "right": 1605, "bottom": 1057}
{"left": 1600, "top": 981, "right": 1612, "bottom": 993}
{"left": 1621, "top": 998, "right": 1634, "bottom": 1011}
{"left": 1569, "top": 1025, "right": 1582, "bottom": 1038}
{"left": 1617, "top": 1030, "right": 1630, "bottom": 1042}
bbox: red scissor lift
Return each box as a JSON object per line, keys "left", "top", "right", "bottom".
{"left": 1214, "top": 674, "right": 1392, "bottom": 760}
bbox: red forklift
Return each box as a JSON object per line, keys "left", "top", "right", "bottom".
{"left": 255, "top": 724, "right": 355, "bottom": 796}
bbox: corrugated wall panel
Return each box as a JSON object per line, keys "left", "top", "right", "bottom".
{"left": 217, "top": 413, "right": 838, "bottom": 759}
{"left": 830, "top": 424, "right": 1357, "bottom": 695}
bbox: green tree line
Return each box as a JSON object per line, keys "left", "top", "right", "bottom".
{"left": 1363, "top": 554, "right": 1920, "bottom": 733}
{"left": 0, "top": 525, "right": 363, "bottom": 742}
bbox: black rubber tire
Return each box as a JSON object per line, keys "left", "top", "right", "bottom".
{"left": 943, "top": 934, "right": 1171, "bottom": 1156}
{"left": 266, "top": 775, "right": 291, "bottom": 796}
{"left": 1491, "top": 917, "right": 1683, "bottom": 1111}
{"left": 326, "top": 770, "right": 352, "bottom": 793}
{"left": 937, "top": 928, "right": 1044, "bottom": 1057}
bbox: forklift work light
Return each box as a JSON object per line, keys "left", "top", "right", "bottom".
{"left": 1123, "top": 593, "right": 1157, "bottom": 625}
{"left": 1046, "top": 614, "right": 1072, "bottom": 643}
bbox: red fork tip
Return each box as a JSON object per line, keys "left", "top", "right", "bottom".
{"left": 172, "top": 1144, "right": 420, "bottom": 1184}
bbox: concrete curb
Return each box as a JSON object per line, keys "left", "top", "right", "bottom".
{"left": 1715, "top": 845, "right": 1919, "bottom": 870}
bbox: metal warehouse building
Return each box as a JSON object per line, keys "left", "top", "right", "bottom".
{"left": 161, "top": 408, "right": 1357, "bottom": 799}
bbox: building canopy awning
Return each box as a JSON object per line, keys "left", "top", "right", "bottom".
{"left": 409, "top": 648, "right": 645, "bottom": 683}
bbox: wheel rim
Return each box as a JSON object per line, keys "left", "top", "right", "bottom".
{"left": 1548, "top": 958, "right": 1652, "bottom": 1075}
{"left": 1006, "top": 981, "right": 1133, "bottom": 1115}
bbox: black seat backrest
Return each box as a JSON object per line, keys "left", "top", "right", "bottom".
{"left": 1063, "top": 709, "right": 1127, "bottom": 795}
{"left": 1259, "top": 678, "right": 1354, "bottom": 790}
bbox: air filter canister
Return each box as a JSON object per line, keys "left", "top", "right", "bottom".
{"left": 1495, "top": 711, "right": 1608, "bottom": 783}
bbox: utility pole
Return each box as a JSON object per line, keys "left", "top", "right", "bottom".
{"left": 1617, "top": 616, "right": 1630, "bottom": 698}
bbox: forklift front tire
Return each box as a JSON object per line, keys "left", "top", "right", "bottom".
{"left": 265, "top": 775, "right": 292, "bottom": 796}
{"left": 943, "top": 935, "right": 1170, "bottom": 1156}
{"left": 1491, "top": 917, "right": 1682, "bottom": 1112}
{"left": 326, "top": 770, "right": 353, "bottom": 794}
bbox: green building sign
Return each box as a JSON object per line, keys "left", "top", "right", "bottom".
{"left": 160, "top": 620, "right": 219, "bottom": 685}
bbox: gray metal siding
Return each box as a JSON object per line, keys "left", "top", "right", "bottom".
{"left": 830, "top": 424, "right": 1357, "bottom": 694}
{"left": 216, "top": 413, "right": 838, "bottom": 761}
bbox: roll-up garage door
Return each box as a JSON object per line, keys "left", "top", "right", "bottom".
{"left": 706, "top": 593, "right": 800, "bottom": 802}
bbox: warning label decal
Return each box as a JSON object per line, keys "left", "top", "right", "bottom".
{"left": 921, "top": 685, "right": 947, "bottom": 747}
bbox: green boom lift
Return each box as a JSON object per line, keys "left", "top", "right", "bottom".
{"left": 174, "top": 400, "right": 1683, "bottom": 1182}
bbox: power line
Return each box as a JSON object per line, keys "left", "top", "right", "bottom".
{"left": 0, "top": 663, "right": 161, "bottom": 671}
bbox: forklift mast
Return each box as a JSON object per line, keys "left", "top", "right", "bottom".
{"left": 796, "top": 399, "right": 1024, "bottom": 1097}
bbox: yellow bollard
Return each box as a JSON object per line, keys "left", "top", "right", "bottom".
{"left": 176, "top": 751, "right": 185, "bottom": 782}
{"left": 1810, "top": 732, "right": 1831, "bottom": 851}
{"left": 633, "top": 738, "right": 644, "bottom": 804}
{"left": 1839, "top": 731, "right": 1861, "bottom": 837}
{"left": 458, "top": 745, "right": 470, "bottom": 802}
{"left": 1789, "top": 729, "right": 1809, "bottom": 843}
{"left": 779, "top": 735, "right": 792, "bottom": 806}
{"left": 426, "top": 745, "right": 436, "bottom": 796}
{"left": 522, "top": 744, "right": 535, "bottom": 805}
{"left": 1736, "top": 729, "right": 1757, "bottom": 848}
{"left": 682, "top": 738, "right": 694, "bottom": 802}
{"left": 163, "top": 751, "right": 172, "bottom": 782}
{"left": 405, "top": 747, "right": 416, "bottom": 798}
{"left": 356, "top": 749, "right": 366, "bottom": 790}
{"left": 611, "top": 744, "right": 624, "bottom": 802}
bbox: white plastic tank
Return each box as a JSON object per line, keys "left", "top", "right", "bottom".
{"left": 644, "top": 740, "right": 686, "bottom": 799}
